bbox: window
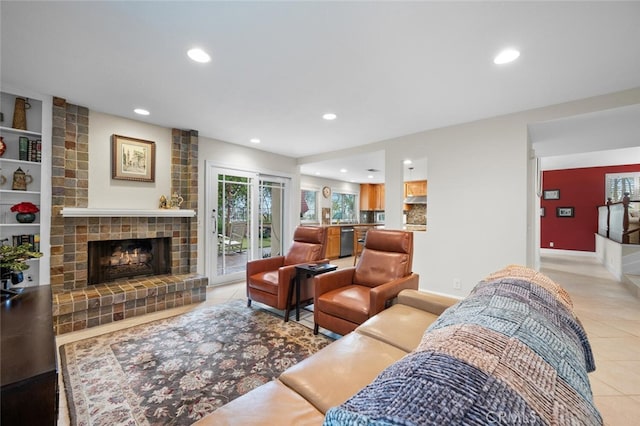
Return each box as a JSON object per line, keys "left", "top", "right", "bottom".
{"left": 606, "top": 172, "right": 640, "bottom": 202}
{"left": 301, "top": 189, "right": 318, "bottom": 222}
{"left": 331, "top": 191, "right": 356, "bottom": 223}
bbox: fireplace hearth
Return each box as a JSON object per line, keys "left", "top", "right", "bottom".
{"left": 88, "top": 237, "right": 171, "bottom": 285}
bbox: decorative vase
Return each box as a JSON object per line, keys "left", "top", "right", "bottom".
{"left": 12, "top": 97, "right": 28, "bottom": 130}
{"left": 16, "top": 212, "right": 36, "bottom": 223}
{"left": 0, "top": 136, "right": 6, "bottom": 157}
{"left": 11, "top": 271, "right": 24, "bottom": 285}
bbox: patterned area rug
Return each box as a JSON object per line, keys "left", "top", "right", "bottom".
{"left": 60, "top": 300, "right": 333, "bottom": 425}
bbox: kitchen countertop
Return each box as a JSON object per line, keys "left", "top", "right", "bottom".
{"left": 312, "top": 223, "right": 384, "bottom": 227}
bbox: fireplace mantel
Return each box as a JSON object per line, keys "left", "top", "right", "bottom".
{"left": 61, "top": 207, "right": 196, "bottom": 218}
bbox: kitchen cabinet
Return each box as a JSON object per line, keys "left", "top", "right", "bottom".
{"left": 0, "top": 90, "right": 51, "bottom": 285}
{"left": 326, "top": 226, "right": 341, "bottom": 259}
{"left": 360, "top": 184, "right": 385, "bottom": 211}
{"left": 404, "top": 180, "right": 427, "bottom": 197}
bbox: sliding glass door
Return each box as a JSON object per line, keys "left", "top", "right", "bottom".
{"left": 258, "top": 177, "right": 286, "bottom": 259}
{"left": 206, "top": 165, "right": 289, "bottom": 285}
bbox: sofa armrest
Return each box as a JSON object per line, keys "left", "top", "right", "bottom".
{"left": 369, "top": 273, "right": 419, "bottom": 315}
{"left": 396, "top": 289, "right": 459, "bottom": 315}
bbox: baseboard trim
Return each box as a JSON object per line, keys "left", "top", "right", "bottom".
{"left": 540, "top": 248, "right": 597, "bottom": 257}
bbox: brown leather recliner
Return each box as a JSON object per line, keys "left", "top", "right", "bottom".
{"left": 247, "top": 226, "right": 328, "bottom": 317}
{"left": 313, "top": 229, "right": 418, "bottom": 336}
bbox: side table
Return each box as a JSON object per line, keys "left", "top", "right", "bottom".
{"left": 285, "top": 263, "right": 337, "bottom": 321}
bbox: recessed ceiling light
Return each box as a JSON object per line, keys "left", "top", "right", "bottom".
{"left": 315, "top": 172, "right": 321, "bottom": 175}
{"left": 340, "top": 168, "right": 347, "bottom": 173}
{"left": 134, "top": 108, "right": 150, "bottom": 116}
{"left": 187, "top": 48, "right": 211, "bottom": 63}
{"left": 494, "top": 48, "right": 520, "bottom": 65}
{"left": 368, "top": 175, "right": 374, "bottom": 179}
{"left": 323, "top": 113, "right": 337, "bottom": 120}
{"left": 250, "top": 138, "right": 260, "bottom": 144}
{"left": 403, "top": 159, "right": 412, "bottom": 165}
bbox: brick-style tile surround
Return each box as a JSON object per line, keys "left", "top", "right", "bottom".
{"left": 52, "top": 274, "right": 207, "bottom": 335}
{"left": 50, "top": 98, "right": 206, "bottom": 334}
{"left": 172, "top": 129, "right": 199, "bottom": 272}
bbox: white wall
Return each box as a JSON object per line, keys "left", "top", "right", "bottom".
{"left": 88, "top": 111, "right": 173, "bottom": 209}
{"left": 384, "top": 115, "right": 529, "bottom": 297}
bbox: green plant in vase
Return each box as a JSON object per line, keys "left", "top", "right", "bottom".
{"left": 1, "top": 243, "right": 43, "bottom": 296}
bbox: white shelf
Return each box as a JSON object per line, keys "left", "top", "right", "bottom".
{"left": 0, "top": 190, "right": 40, "bottom": 195}
{"left": 0, "top": 158, "right": 42, "bottom": 166}
{"left": 61, "top": 207, "right": 197, "bottom": 218}
{"left": 0, "top": 126, "right": 42, "bottom": 137}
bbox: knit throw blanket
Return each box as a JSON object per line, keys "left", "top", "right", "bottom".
{"left": 324, "top": 265, "right": 602, "bottom": 425}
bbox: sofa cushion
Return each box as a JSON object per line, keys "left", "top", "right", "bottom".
{"left": 396, "top": 289, "right": 459, "bottom": 315}
{"left": 279, "top": 332, "right": 406, "bottom": 414}
{"left": 193, "top": 379, "right": 323, "bottom": 426}
{"left": 355, "top": 303, "right": 440, "bottom": 352}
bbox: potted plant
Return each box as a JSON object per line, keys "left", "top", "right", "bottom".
{"left": 10, "top": 201, "right": 40, "bottom": 223}
{"left": 0, "top": 243, "right": 43, "bottom": 294}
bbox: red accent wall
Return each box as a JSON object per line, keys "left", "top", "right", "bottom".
{"left": 541, "top": 164, "right": 640, "bottom": 252}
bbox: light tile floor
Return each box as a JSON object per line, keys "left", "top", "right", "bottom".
{"left": 540, "top": 253, "right": 640, "bottom": 425}
{"left": 55, "top": 255, "right": 640, "bottom": 425}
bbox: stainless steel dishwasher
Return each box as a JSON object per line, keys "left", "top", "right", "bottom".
{"left": 340, "top": 226, "right": 354, "bottom": 257}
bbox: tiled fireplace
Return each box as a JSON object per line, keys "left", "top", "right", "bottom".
{"left": 50, "top": 97, "right": 207, "bottom": 334}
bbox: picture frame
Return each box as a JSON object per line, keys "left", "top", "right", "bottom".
{"left": 111, "top": 134, "right": 156, "bottom": 182}
{"left": 556, "top": 207, "right": 574, "bottom": 218}
{"left": 543, "top": 189, "right": 560, "bottom": 200}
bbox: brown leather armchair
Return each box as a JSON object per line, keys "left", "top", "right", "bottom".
{"left": 313, "top": 229, "right": 418, "bottom": 336}
{"left": 247, "top": 226, "right": 328, "bottom": 317}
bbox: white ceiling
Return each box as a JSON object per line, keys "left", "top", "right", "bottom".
{"left": 2, "top": 1, "right": 640, "bottom": 182}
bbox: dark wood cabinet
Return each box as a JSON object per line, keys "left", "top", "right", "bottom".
{"left": 1, "top": 286, "right": 58, "bottom": 425}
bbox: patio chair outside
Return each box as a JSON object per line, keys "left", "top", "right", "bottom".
{"left": 219, "top": 221, "right": 247, "bottom": 254}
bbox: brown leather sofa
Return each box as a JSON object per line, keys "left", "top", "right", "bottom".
{"left": 194, "top": 289, "right": 458, "bottom": 425}
{"left": 246, "top": 226, "right": 328, "bottom": 315}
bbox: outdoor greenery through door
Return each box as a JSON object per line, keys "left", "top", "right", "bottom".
{"left": 208, "top": 166, "right": 288, "bottom": 285}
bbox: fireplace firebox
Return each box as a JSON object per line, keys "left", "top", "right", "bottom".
{"left": 88, "top": 237, "right": 171, "bottom": 285}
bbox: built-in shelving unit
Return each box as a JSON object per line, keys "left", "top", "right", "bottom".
{"left": 1, "top": 89, "right": 52, "bottom": 285}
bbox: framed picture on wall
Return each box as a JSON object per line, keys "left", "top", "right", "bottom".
{"left": 543, "top": 189, "right": 560, "bottom": 200}
{"left": 556, "top": 207, "right": 574, "bottom": 218}
{"left": 111, "top": 134, "right": 156, "bottom": 182}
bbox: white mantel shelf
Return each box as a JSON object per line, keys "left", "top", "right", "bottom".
{"left": 61, "top": 207, "right": 197, "bottom": 218}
